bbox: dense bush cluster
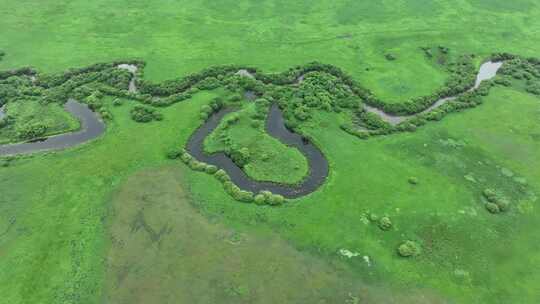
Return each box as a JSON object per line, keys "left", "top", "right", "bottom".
{"left": 16, "top": 122, "right": 47, "bottom": 140}
{"left": 385, "top": 53, "right": 396, "bottom": 61}
{"left": 137, "top": 65, "right": 245, "bottom": 96}
{"left": 482, "top": 188, "right": 510, "bottom": 213}
{"left": 199, "top": 97, "right": 224, "bottom": 120}
{"left": 171, "top": 148, "right": 286, "bottom": 205}
{"left": 397, "top": 240, "right": 421, "bottom": 257}
{"left": 130, "top": 105, "right": 162, "bottom": 123}
{"left": 269, "top": 71, "right": 360, "bottom": 124}
{"left": 378, "top": 216, "right": 392, "bottom": 231}
{"left": 497, "top": 56, "right": 540, "bottom": 96}
{"left": 228, "top": 147, "right": 251, "bottom": 168}
{"left": 354, "top": 107, "right": 392, "bottom": 131}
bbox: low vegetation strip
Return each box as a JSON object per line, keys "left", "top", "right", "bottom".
{"left": 1, "top": 51, "right": 538, "bottom": 202}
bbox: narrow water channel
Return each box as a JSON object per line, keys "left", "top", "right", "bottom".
{"left": 0, "top": 99, "right": 105, "bottom": 156}
{"left": 0, "top": 60, "right": 504, "bottom": 197}
{"left": 186, "top": 104, "right": 329, "bottom": 198}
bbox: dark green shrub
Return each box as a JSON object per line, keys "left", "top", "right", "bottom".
{"left": 526, "top": 82, "right": 540, "bottom": 95}
{"left": 397, "top": 241, "right": 421, "bottom": 257}
{"left": 234, "top": 190, "right": 254, "bottom": 203}
{"left": 99, "top": 109, "right": 112, "bottom": 120}
{"left": 188, "top": 159, "right": 206, "bottom": 171}
{"left": 268, "top": 194, "right": 285, "bottom": 206}
{"left": 204, "top": 164, "right": 218, "bottom": 174}
{"left": 229, "top": 147, "right": 250, "bottom": 167}
{"left": 482, "top": 188, "right": 497, "bottom": 202}
{"left": 180, "top": 152, "right": 192, "bottom": 164}
{"left": 167, "top": 149, "right": 183, "bottom": 159}
{"left": 408, "top": 177, "right": 419, "bottom": 185}
{"left": 214, "top": 169, "right": 230, "bottom": 182}
{"left": 496, "top": 198, "right": 510, "bottom": 212}
{"left": 378, "top": 216, "right": 392, "bottom": 231}
{"left": 254, "top": 194, "right": 266, "bottom": 205}
{"left": 130, "top": 105, "right": 161, "bottom": 123}
{"left": 485, "top": 202, "right": 501, "bottom": 214}
{"left": 0, "top": 117, "right": 9, "bottom": 128}
{"left": 385, "top": 53, "right": 396, "bottom": 61}
{"left": 17, "top": 123, "right": 47, "bottom": 140}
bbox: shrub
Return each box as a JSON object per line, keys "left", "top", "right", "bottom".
{"left": 250, "top": 120, "right": 261, "bottom": 129}
{"left": 229, "top": 147, "right": 250, "bottom": 167}
{"left": 235, "top": 190, "right": 254, "bottom": 203}
{"left": 408, "top": 177, "right": 419, "bottom": 185}
{"left": 397, "top": 241, "right": 421, "bottom": 257}
{"left": 180, "top": 152, "right": 192, "bottom": 164}
{"left": 17, "top": 123, "right": 47, "bottom": 140}
{"left": 268, "top": 194, "right": 285, "bottom": 206}
{"left": 214, "top": 169, "right": 230, "bottom": 182}
{"left": 188, "top": 159, "right": 206, "bottom": 171}
{"left": 204, "top": 164, "right": 218, "bottom": 174}
{"left": 496, "top": 198, "right": 510, "bottom": 212}
{"left": 254, "top": 194, "right": 266, "bottom": 205}
{"left": 482, "top": 188, "right": 497, "bottom": 202}
{"left": 0, "top": 117, "right": 9, "bottom": 128}
{"left": 378, "top": 216, "right": 392, "bottom": 231}
{"left": 385, "top": 53, "right": 396, "bottom": 61}
{"left": 485, "top": 202, "right": 501, "bottom": 214}
{"left": 526, "top": 82, "right": 540, "bottom": 95}
{"left": 167, "top": 148, "right": 183, "bottom": 159}
{"left": 130, "top": 105, "right": 161, "bottom": 123}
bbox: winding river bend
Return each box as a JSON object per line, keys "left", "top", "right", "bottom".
{"left": 0, "top": 60, "right": 503, "bottom": 197}
{"left": 363, "top": 61, "right": 503, "bottom": 125}
{"left": 0, "top": 100, "right": 104, "bottom": 156}
{"left": 186, "top": 104, "right": 329, "bottom": 198}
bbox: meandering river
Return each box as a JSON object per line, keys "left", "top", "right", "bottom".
{"left": 186, "top": 104, "right": 329, "bottom": 198}
{"left": 0, "top": 61, "right": 504, "bottom": 197}
{"left": 0, "top": 99, "right": 104, "bottom": 156}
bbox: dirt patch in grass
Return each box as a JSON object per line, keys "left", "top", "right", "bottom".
{"left": 104, "top": 166, "right": 446, "bottom": 304}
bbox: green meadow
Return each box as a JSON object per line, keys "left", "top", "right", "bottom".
{"left": 1, "top": 1, "right": 540, "bottom": 303}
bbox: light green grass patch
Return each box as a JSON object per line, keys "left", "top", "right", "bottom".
{"left": 204, "top": 102, "right": 309, "bottom": 184}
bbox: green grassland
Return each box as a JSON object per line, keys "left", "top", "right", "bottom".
{"left": 204, "top": 102, "right": 309, "bottom": 184}
{"left": 1, "top": 0, "right": 539, "bottom": 102}
{"left": 1, "top": 1, "right": 540, "bottom": 304}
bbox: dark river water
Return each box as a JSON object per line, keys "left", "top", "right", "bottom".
{"left": 0, "top": 99, "right": 105, "bottom": 156}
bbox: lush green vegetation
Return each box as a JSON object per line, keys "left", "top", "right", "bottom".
{"left": 204, "top": 100, "right": 309, "bottom": 185}
{"left": 0, "top": 98, "right": 80, "bottom": 143}
{"left": 1, "top": 1, "right": 540, "bottom": 303}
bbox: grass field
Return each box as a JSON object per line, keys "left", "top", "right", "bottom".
{"left": 1, "top": 1, "right": 540, "bottom": 303}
